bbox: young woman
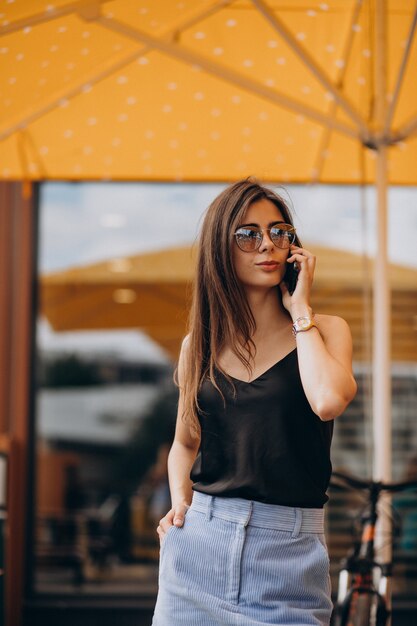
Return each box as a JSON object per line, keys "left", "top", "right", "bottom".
{"left": 152, "top": 178, "right": 357, "bottom": 626}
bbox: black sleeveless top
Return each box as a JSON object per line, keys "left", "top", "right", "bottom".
{"left": 190, "top": 348, "right": 334, "bottom": 508}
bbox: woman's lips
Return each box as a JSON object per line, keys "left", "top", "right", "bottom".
{"left": 257, "top": 262, "right": 279, "bottom": 271}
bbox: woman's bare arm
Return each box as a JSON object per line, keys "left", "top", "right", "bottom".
{"left": 281, "top": 245, "right": 357, "bottom": 421}
{"left": 292, "top": 311, "right": 357, "bottom": 421}
{"left": 157, "top": 336, "right": 200, "bottom": 541}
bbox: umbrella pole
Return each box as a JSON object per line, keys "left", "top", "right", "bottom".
{"left": 373, "top": 143, "right": 391, "bottom": 487}
{"left": 373, "top": 3, "right": 392, "bottom": 614}
{"left": 373, "top": 137, "right": 393, "bottom": 621}
{"left": 373, "top": 0, "right": 391, "bottom": 484}
{"left": 372, "top": 145, "right": 392, "bottom": 488}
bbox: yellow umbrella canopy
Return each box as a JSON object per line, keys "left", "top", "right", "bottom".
{"left": 1, "top": 0, "right": 416, "bottom": 182}
{"left": 40, "top": 246, "right": 196, "bottom": 358}
{"left": 40, "top": 244, "right": 417, "bottom": 361}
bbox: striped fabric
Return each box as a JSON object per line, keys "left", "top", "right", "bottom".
{"left": 152, "top": 491, "right": 332, "bottom": 625}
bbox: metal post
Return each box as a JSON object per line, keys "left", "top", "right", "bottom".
{"left": 373, "top": 3, "right": 392, "bottom": 617}
{"left": 373, "top": 1, "right": 391, "bottom": 481}
{"left": 373, "top": 144, "right": 391, "bottom": 487}
{"left": 0, "top": 182, "right": 36, "bottom": 626}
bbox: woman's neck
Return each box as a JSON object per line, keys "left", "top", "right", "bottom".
{"left": 244, "top": 287, "right": 292, "bottom": 340}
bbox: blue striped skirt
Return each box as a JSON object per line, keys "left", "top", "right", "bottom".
{"left": 152, "top": 491, "right": 333, "bottom": 625}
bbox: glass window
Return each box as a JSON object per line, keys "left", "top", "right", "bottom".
{"left": 33, "top": 182, "right": 417, "bottom": 601}
{"left": 34, "top": 182, "right": 223, "bottom": 595}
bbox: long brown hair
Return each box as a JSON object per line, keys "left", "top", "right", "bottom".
{"left": 175, "top": 177, "right": 301, "bottom": 437}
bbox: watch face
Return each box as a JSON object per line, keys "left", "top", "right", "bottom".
{"left": 299, "top": 319, "right": 310, "bottom": 329}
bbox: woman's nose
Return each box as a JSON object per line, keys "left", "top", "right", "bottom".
{"left": 258, "top": 231, "right": 274, "bottom": 252}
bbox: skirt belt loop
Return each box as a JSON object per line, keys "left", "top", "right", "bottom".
{"left": 205, "top": 494, "right": 213, "bottom": 521}
{"left": 243, "top": 500, "right": 253, "bottom": 527}
{"left": 291, "top": 508, "right": 302, "bottom": 538}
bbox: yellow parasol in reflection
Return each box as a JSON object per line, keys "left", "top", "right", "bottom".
{"left": 40, "top": 243, "right": 417, "bottom": 361}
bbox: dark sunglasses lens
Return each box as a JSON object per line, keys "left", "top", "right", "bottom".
{"left": 235, "top": 228, "right": 260, "bottom": 251}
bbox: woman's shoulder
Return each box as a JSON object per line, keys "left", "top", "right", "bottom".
{"left": 315, "top": 313, "right": 351, "bottom": 334}
{"left": 181, "top": 333, "right": 191, "bottom": 353}
{"left": 176, "top": 334, "right": 192, "bottom": 381}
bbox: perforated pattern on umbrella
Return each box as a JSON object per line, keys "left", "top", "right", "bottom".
{"left": 1, "top": 0, "right": 416, "bottom": 182}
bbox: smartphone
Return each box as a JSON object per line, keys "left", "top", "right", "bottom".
{"left": 284, "top": 261, "right": 299, "bottom": 295}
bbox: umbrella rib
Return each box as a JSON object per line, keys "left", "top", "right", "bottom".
{"left": 16, "top": 129, "right": 48, "bottom": 179}
{"left": 384, "top": 2, "right": 417, "bottom": 135}
{"left": 250, "top": 0, "right": 370, "bottom": 138}
{"left": 0, "top": 0, "right": 112, "bottom": 37}
{"left": 312, "top": 0, "right": 365, "bottom": 182}
{"left": 97, "top": 16, "right": 360, "bottom": 140}
{"left": 394, "top": 113, "right": 417, "bottom": 141}
{"left": 16, "top": 131, "right": 30, "bottom": 182}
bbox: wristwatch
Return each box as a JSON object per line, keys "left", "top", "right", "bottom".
{"left": 292, "top": 315, "right": 317, "bottom": 337}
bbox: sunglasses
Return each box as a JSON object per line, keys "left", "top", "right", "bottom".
{"left": 233, "top": 223, "right": 297, "bottom": 252}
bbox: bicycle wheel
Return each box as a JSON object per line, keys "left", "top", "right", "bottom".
{"left": 341, "top": 590, "right": 388, "bottom": 626}
{"left": 351, "top": 592, "right": 373, "bottom": 626}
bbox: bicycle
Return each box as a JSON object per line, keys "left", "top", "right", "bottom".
{"left": 329, "top": 470, "right": 417, "bottom": 626}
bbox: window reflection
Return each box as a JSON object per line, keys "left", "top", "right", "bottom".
{"left": 34, "top": 181, "right": 208, "bottom": 594}
{"left": 35, "top": 336, "right": 177, "bottom": 592}
{"left": 33, "top": 182, "right": 417, "bottom": 600}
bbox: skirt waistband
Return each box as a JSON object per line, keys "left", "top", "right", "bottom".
{"left": 190, "top": 491, "right": 324, "bottom": 534}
